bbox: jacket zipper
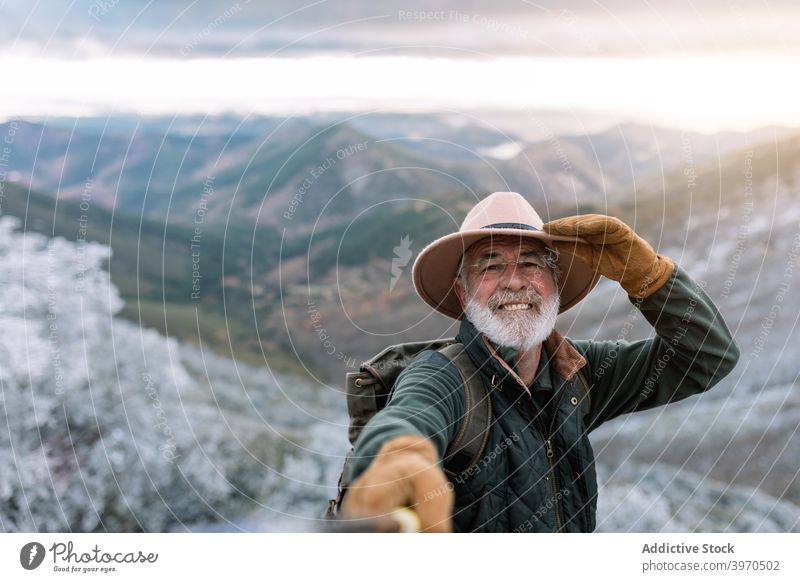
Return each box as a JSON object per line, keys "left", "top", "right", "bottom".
{"left": 528, "top": 385, "right": 568, "bottom": 532}
{"left": 481, "top": 336, "right": 569, "bottom": 532}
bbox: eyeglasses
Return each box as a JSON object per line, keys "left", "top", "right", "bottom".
{"left": 467, "top": 255, "right": 553, "bottom": 279}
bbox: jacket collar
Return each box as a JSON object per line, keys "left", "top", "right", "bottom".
{"left": 542, "top": 327, "right": 587, "bottom": 381}
{"left": 456, "top": 318, "right": 587, "bottom": 394}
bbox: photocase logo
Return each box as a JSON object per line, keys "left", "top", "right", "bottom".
{"left": 390, "top": 235, "right": 413, "bottom": 292}
{"left": 20, "top": 542, "right": 46, "bottom": 570}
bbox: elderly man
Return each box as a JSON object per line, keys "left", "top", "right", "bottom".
{"left": 342, "top": 192, "right": 739, "bottom": 532}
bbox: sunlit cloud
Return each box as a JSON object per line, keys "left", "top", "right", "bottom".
{"left": 3, "top": 53, "right": 799, "bottom": 132}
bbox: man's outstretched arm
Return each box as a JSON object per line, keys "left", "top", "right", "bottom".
{"left": 342, "top": 351, "right": 465, "bottom": 531}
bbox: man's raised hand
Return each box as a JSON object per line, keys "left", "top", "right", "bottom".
{"left": 543, "top": 214, "right": 674, "bottom": 300}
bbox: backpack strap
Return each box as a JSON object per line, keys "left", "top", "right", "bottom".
{"left": 438, "top": 343, "right": 492, "bottom": 478}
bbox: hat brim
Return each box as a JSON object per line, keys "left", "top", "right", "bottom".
{"left": 412, "top": 228, "right": 600, "bottom": 319}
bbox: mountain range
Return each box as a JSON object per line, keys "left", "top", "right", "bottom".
{"left": 2, "top": 111, "right": 799, "bottom": 530}
{"left": 2, "top": 113, "right": 798, "bottom": 379}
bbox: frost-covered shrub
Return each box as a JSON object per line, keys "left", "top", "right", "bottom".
{"left": 0, "top": 217, "right": 347, "bottom": 532}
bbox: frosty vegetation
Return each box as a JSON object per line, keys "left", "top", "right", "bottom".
{"left": 0, "top": 217, "right": 347, "bottom": 532}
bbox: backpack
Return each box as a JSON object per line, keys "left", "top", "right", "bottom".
{"left": 323, "top": 337, "right": 591, "bottom": 518}
{"left": 324, "top": 338, "right": 491, "bottom": 518}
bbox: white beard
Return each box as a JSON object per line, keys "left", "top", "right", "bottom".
{"left": 464, "top": 289, "right": 560, "bottom": 351}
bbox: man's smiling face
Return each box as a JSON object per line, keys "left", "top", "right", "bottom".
{"left": 454, "top": 235, "right": 560, "bottom": 350}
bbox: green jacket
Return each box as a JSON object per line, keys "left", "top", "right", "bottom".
{"left": 348, "top": 266, "right": 739, "bottom": 532}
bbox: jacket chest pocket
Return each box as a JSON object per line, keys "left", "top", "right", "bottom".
{"left": 569, "top": 434, "right": 597, "bottom": 531}
{"left": 556, "top": 383, "right": 597, "bottom": 531}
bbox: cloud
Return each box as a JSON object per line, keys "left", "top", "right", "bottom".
{"left": 3, "top": 0, "right": 800, "bottom": 59}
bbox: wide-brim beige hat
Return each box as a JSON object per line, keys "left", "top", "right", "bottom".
{"left": 412, "top": 191, "right": 600, "bottom": 319}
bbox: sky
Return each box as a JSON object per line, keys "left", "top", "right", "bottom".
{"left": 2, "top": 0, "right": 800, "bottom": 131}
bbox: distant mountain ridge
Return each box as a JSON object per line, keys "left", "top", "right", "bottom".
{"left": 4, "top": 115, "right": 793, "bottom": 230}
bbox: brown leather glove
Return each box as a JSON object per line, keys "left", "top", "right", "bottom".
{"left": 341, "top": 435, "right": 453, "bottom": 533}
{"left": 542, "top": 214, "right": 674, "bottom": 300}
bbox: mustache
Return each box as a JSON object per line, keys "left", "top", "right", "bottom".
{"left": 487, "top": 288, "right": 544, "bottom": 312}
